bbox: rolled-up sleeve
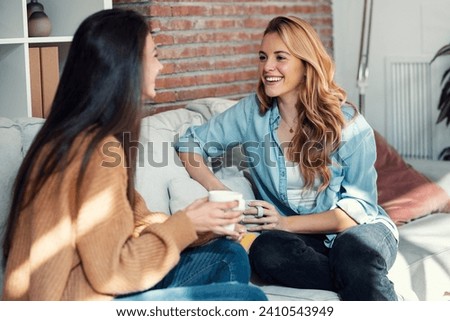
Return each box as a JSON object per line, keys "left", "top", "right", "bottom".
{"left": 175, "top": 126, "right": 208, "bottom": 156}
{"left": 335, "top": 115, "right": 380, "bottom": 224}
{"left": 175, "top": 97, "right": 253, "bottom": 158}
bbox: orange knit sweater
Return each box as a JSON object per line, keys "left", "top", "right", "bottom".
{"left": 2, "top": 135, "right": 200, "bottom": 300}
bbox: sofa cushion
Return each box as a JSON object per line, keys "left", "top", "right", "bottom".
{"left": 374, "top": 131, "right": 450, "bottom": 225}
{"left": 136, "top": 108, "right": 205, "bottom": 213}
{"left": 405, "top": 158, "right": 450, "bottom": 196}
{"left": 0, "top": 119, "right": 22, "bottom": 228}
{"left": 256, "top": 285, "right": 340, "bottom": 301}
{"left": 14, "top": 117, "right": 44, "bottom": 155}
{"left": 0, "top": 118, "right": 23, "bottom": 291}
{"left": 0, "top": 117, "right": 44, "bottom": 296}
{"left": 185, "top": 98, "right": 237, "bottom": 121}
{"left": 390, "top": 213, "right": 450, "bottom": 300}
{"left": 168, "top": 177, "right": 208, "bottom": 213}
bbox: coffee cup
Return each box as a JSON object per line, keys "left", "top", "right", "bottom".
{"left": 208, "top": 190, "right": 245, "bottom": 231}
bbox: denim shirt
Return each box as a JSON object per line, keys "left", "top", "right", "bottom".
{"left": 175, "top": 94, "right": 399, "bottom": 247}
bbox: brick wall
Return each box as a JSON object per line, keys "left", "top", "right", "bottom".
{"left": 113, "top": 0, "right": 333, "bottom": 111}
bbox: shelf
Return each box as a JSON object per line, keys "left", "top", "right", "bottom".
{"left": 0, "top": 38, "right": 27, "bottom": 45}
{"left": 0, "top": 37, "right": 72, "bottom": 45}
{"left": 0, "top": 0, "right": 112, "bottom": 118}
{"left": 28, "top": 36, "right": 72, "bottom": 44}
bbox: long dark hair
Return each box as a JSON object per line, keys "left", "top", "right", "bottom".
{"left": 3, "top": 9, "right": 149, "bottom": 261}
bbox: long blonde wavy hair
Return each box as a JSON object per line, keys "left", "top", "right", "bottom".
{"left": 257, "top": 16, "right": 351, "bottom": 191}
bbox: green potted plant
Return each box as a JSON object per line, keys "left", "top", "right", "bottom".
{"left": 430, "top": 43, "right": 450, "bottom": 160}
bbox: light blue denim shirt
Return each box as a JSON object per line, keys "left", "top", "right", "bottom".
{"left": 175, "top": 93, "right": 399, "bottom": 247}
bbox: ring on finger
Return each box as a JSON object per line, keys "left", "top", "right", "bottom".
{"left": 255, "top": 205, "right": 264, "bottom": 218}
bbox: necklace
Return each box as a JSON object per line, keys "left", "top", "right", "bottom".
{"left": 282, "top": 118, "right": 297, "bottom": 133}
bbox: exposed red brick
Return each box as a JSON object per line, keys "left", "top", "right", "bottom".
{"left": 113, "top": 0, "right": 333, "bottom": 110}
{"left": 148, "top": 5, "right": 172, "bottom": 17}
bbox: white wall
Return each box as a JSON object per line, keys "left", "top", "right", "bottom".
{"left": 332, "top": 0, "right": 450, "bottom": 159}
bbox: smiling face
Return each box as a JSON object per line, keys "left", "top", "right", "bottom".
{"left": 258, "top": 32, "right": 305, "bottom": 104}
{"left": 141, "top": 33, "right": 163, "bottom": 101}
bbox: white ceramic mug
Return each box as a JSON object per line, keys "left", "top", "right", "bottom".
{"left": 208, "top": 190, "right": 245, "bottom": 231}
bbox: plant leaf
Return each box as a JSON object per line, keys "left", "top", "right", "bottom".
{"left": 437, "top": 75, "right": 450, "bottom": 120}
{"left": 432, "top": 43, "right": 450, "bottom": 126}
{"left": 436, "top": 90, "right": 450, "bottom": 126}
{"left": 441, "top": 68, "right": 450, "bottom": 85}
{"left": 438, "top": 75, "right": 450, "bottom": 102}
{"left": 430, "top": 43, "right": 450, "bottom": 63}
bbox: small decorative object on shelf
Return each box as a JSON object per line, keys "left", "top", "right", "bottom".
{"left": 26, "top": 0, "right": 44, "bottom": 18}
{"left": 27, "top": 0, "right": 52, "bottom": 37}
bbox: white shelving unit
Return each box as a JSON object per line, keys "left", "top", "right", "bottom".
{"left": 0, "top": 0, "right": 112, "bottom": 118}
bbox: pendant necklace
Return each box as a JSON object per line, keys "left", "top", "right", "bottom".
{"left": 283, "top": 118, "right": 297, "bottom": 133}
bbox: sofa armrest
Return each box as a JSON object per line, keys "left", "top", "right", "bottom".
{"left": 404, "top": 158, "right": 450, "bottom": 196}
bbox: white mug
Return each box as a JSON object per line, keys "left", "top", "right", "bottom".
{"left": 208, "top": 190, "right": 245, "bottom": 231}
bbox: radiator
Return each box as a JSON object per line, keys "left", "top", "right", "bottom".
{"left": 385, "top": 57, "right": 433, "bottom": 159}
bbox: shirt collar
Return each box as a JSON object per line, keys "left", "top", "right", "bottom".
{"left": 268, "top": 99, "right": 281, "bottom": 129}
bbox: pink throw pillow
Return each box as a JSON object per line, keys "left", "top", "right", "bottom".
{"left": 374, "top": 131, "right": 450, "bottom": 225}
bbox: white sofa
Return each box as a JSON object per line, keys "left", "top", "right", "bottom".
{"left": 1, "top": 98, "right": 450, "bottom": 301}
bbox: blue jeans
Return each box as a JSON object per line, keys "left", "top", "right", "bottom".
{"left": 116, "top": 238, "right": 267, "bottom": 301}
{"left": 114, "top": 282, "right": 267, "bottom": 301}
{"left": 249, "top": 223, "right": 398, "bottom": 301}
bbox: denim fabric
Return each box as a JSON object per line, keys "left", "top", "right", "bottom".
{"left": 175, "top": 93, "right": 398, "bottom": 247}
{"left": 152, "top": 238, "right": 251, "bottom": 288}
{"left": 115, "top": 238, "right": 268, "bottom": 301}
{"left": 249, "top": 223, "right": 398, "bottom": 301}
{"left": 114, "top": 282, "right": 268, "bottom": 301}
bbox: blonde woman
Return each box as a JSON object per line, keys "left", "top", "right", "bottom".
{"left": 176, "top": 16, "right": 399, "bottom": 301}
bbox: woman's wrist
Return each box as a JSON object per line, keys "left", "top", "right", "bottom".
{"left": 277, "top": 215, "right": 292, "bottom": 232}
{"left": 206, "top": 181, "right": 229, "bottom": 191}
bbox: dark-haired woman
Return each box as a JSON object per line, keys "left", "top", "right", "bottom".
{"left": 1, "top": 9, "right": 266, "bottom": 301}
